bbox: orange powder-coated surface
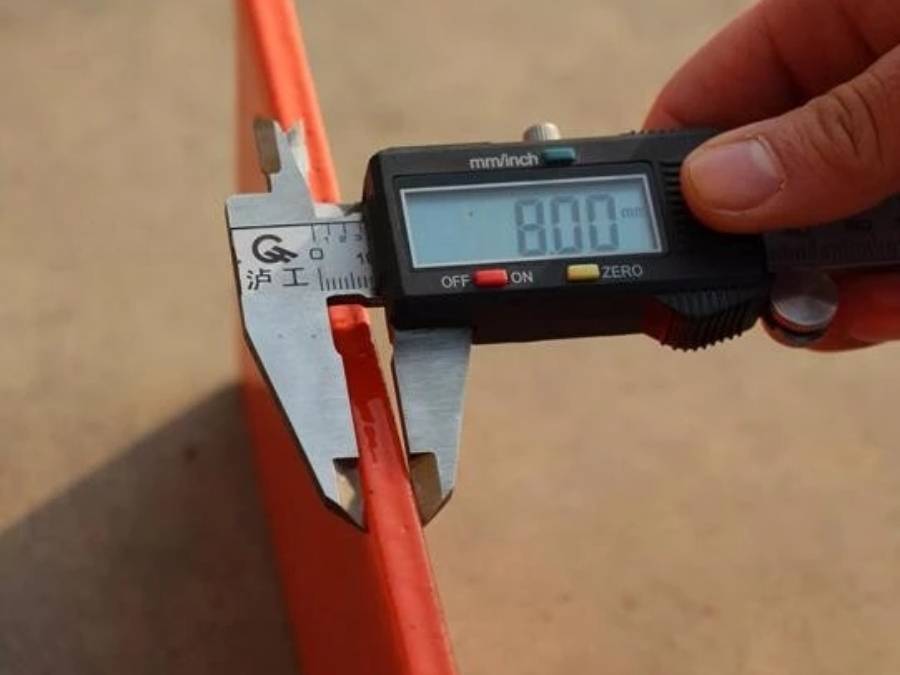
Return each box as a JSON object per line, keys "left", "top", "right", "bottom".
{"left": 235, "top": 1, "right": 456, "bottom": 673}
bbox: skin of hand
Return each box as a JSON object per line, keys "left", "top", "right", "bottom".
{"left": 645, "top": 0, "right": 900, "bottom": 349}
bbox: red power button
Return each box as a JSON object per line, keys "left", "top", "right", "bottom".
{"left": 473, "top": 268, "right": 509, "bottom": 288}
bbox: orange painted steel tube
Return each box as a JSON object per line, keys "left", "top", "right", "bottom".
{"left": 235, "top": 2, "right": 457, "bottom": 673}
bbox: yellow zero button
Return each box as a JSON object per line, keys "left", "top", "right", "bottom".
{"left": 566, "top": 264, "right": 600, "bottom": 282}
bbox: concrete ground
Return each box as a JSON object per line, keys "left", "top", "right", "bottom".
{"left": 3, "top": 1, "right": 900, "bottom": 673}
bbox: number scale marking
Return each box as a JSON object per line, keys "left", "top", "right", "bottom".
{"left": 231, "top": 218, "right": 376, "bottom": 300}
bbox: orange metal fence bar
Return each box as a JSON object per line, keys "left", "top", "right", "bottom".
{"left": 235, "top": 2, "right": 457, "bottom": 673}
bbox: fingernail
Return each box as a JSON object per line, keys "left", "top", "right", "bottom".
{"left": 686, "top": 138, "right": 785, "bottom": 211}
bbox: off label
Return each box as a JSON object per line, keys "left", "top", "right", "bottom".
{"left": 441, "top": 274, "right": 471, "bottom": 289}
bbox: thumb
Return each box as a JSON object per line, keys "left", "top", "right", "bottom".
{"left": 681, "top": 48, "right": 900, "bottom": 233}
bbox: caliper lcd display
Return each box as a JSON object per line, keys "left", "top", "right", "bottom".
{"left": 401, "top": 174, "right": 662, "bottom": 269}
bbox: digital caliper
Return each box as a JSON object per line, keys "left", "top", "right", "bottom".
{"left": 226, "top": 119, "right": 900, "bottom": 525}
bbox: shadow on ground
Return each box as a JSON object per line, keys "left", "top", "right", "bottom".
{"left": 0, "top": 387, "right": 297, "bottom": 675}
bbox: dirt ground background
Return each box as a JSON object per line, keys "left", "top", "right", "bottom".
{"left": 3, "top": 1, "right": 900, "bottom": 673}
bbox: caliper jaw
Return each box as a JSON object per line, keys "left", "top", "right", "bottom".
{"left": 226, "top": 120, "right": 375, "bottom": 526}
{"left": 225, "top": 120, "right": 471, "bottom": 526}
{"left": 392, "top": 328, "right": 471, "bottom": 523}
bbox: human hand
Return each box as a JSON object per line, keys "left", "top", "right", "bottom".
{"left": 646, "top": 0, "right": 900, "bottom": 349}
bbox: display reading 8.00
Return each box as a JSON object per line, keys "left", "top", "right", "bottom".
{"left": 401, "top": 174, "right": 662, "bottom": 269}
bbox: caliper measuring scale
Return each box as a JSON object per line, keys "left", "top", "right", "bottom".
{"left": 226, "top": 119, "right": 900, "bottom": 526}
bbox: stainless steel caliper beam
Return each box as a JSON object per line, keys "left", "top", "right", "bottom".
{"left": 226, "top": 120, "right": 469, "bottom": 526}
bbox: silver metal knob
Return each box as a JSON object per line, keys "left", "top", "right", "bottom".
{"left": 767, "top": 270, "right": 839, "bottom": 345}
{"left": 523, "top": 123, "right": 562, "bottom": 142}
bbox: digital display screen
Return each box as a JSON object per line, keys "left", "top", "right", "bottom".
{"left": 401, "top": 174, "right": 662, "bottom": 269}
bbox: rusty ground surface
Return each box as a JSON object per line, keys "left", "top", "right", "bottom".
{"left": 3, "top": 1, "right": 900, "bottom": 673}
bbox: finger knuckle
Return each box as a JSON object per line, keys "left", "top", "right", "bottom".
{"left": 807, "top": 72, "right": 894, "bottom": 179}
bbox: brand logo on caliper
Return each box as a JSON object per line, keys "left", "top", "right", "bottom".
{"left": 251, "top": 234, "right": 299, "bottom": 264}
{"left": 468, "top": 152, "right": 541, "bottom": 170}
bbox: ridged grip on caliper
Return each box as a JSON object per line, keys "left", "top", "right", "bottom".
{"left": 652, "top": 288, "right": 769, "bottom": 350}
{"left": 651, "top": 157, "right": 770, "bottom": 350}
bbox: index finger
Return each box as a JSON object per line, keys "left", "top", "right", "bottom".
{"left": 645, "top": 0, "right": 900, "bottom": 130}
